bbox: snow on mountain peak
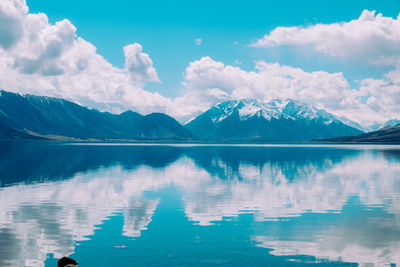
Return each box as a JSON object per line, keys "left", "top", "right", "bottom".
{"left": 209, "top": 100, "right": 238, "bottom": 122}
{"left": 208, "top": 98, "right": 346, "bottom": 125}
{"left": 237, "top": 99, "right": 268, "bottom": 120}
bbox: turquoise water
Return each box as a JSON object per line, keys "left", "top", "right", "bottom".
{"left": 1, "top": 142, "right": 400, "bottom": 266}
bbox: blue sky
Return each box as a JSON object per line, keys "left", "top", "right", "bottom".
{"left": 1, "top": 0, "right": 400, "bottom": 126}
{"left": 27, "top": 0, "right": 399, "bottom": 97}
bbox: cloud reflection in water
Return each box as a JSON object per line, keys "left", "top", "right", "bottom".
{"left": 0, "top": 143, "right": 400, "bottom": 266}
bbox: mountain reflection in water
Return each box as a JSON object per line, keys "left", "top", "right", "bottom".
{"left": 0, "top": 142, "right": 400, "bottom": 266}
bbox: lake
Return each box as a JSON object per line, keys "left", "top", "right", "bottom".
{"left": 1, "top": 141, "right": 400, "bottom": 266}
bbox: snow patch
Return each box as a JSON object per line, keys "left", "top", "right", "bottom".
{"left": 207, "top": 98, "right": 359, "bottom": 129}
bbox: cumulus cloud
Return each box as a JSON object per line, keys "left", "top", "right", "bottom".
{"left": 0, "top": 0, "right": 25, "bottom": 50}
{"left": 0, "top": 0, "right": 167, "bottom": 116}
{"left": 194, "top": 38, "right": 202, "bottom": 45}
{"left": 252, "top": 10, "right": 400, "bottom": 66}
{"left": 180, "top": 56, "right": 386, "bottom": 125}
{"left": 0, "top": 1, "right": 398, "bottom": 126}
{"left": 356, "top": 67, "right": 400, "bottom": 118}
{"left": 123, "top": 43, "right": 159, "bottom": 83}
{"left": 14, "top": 18, "right": 76, "bottom": 75}
{"left": 184, "top": 57, "right": 351, "bottom": 105}
{"left": 179, "top": 56, "right": 400, "bottom": 126}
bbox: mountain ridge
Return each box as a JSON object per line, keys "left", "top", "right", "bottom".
{"left": 3, "top": 90, "right": 396, "bottom": 142}
{"left": 320, "top": 123, "right": 400, "bottom": 143}
{"left": 0, "top": 90, "right": 194, "bottom": 141}
{"left": 185, "top": 99, "right": 364, "bottom": 141}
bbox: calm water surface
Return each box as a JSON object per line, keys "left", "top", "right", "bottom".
{"left": 1, "top": 142, "right": 400, "bottom": 266}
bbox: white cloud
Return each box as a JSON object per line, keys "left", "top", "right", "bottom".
{"left": 123, "top": 43, "right": 159, "bottom": 83}
{"left": 194, "top": 38, "right": 202, "bottom": 45}
{"left": 14, "top": 17, "right": 76, "bottom": 75}
{"left": 252, "top": 10, "right": 400, "bottom": 66}
{"left": 0, "top": 0, "right": 169, "bottom": 116}
{"left": 181, "top": 56, "right": 394, "bottom": 126}
{"left": 356, "top": 66, "right": 400, "bottom": 118}
{"left": 0, "top": 1, "right": 398, "bottom": 126}
{"left": 0, "top": 0, "right": 25, "bottom": 50}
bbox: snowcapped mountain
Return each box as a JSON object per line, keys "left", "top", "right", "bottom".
{"left": 382, "top": 119, "right": 400, "bottom": 128}
{"left": 365, "top": 119, "right": 400, "bottom": 132}
{"left": 200, "top": 99, "right": 342, "bottom": 124}
{"left": 185, "top": 99, "right": 364, "bottom": 141}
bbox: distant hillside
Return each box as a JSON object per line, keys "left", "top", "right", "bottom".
{"left": 320, "top": 124, "right": 400, "bottom": 143}
{"left": 185, "top": 99, "right": 363, "bottom": 141}
{"left": 0, "top": 90, "right": 194, "bottom": 141}
{"left": 369, "top": 119, "right": 400, "bottom": 132}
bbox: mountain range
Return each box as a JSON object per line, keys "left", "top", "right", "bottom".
{"left": 2, "top": 90, "right": 399, "bottom": 142}
{"left": 364, "top": 119, "right": 400, "bottom": 132}
{"left": 185, "top": 99, "right": 363, "bottom": 141}
{"left": 321, "top": 123, "right": 400, "bottom": 143}
{"left": 0, "top": 90, "right": 193, "bottom": 141}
